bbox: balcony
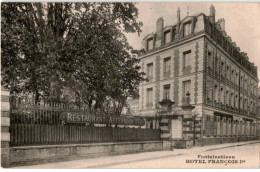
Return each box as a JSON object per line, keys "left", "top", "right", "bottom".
{"left": 249, "top": 112, "right": 255, "bottom": 116}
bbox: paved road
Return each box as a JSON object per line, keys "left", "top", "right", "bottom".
{"left": 97, "top": 143, "right": 260, "bottom": 168}
{"left": 14, "top": 141, "right": 260, "bottom": 169}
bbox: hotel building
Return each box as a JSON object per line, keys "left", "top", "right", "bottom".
{"left": 138, "top": 5, "right": 260, "bottom": 143}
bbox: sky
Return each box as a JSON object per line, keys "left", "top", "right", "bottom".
{"left": 125, "top": 2, "right": 260, "bottom": 87}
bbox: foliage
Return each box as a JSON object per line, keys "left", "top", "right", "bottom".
{"left": 1, "top": 2, "right": 145, "bottom": 115}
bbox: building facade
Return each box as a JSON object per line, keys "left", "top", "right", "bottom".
{"left": 138, "top": 5, "right": 260, "bottom": 143}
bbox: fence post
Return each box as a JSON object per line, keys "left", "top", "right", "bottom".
{"left": 1, "top": 86, "right": 10, "bottom": 167}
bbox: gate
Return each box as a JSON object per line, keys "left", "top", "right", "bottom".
{"left": 171, "top": 118, "right": 183, "bottom": 139}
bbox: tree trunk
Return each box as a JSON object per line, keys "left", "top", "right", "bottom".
{"left": 34, "top": 89, "right": 40, "bottom": 104}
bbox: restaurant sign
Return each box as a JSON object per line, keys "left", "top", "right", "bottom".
{"left": 61, "top": 112, "right": 145, "bottom": 126}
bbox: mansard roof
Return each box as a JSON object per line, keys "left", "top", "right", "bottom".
{"left": 141, "top": 10, "right": 258, "bottom": 79}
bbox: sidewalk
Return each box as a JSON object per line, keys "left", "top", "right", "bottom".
{"left": 13, "top": 140, "right": 260, "bottom": 169}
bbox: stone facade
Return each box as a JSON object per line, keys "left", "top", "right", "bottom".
{"left": 138, "top": 5, "right": 260, "bottom": 144}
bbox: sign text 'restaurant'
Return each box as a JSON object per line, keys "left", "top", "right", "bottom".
{"left": 61, "top": 112, "right": 145, "bottom": 126}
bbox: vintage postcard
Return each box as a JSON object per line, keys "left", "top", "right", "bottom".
{"left": 1, "top": 1, "right": 260, "bottom": 169}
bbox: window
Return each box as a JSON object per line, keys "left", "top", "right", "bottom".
{"left": 226, "top": 91, "right": 229, "bottom": 106}
{"left": 220, "top": 88, "right": 224, "bottom": 103}
{"left": 207, "top": 89, "right": 212, "bottom": 101}
{"left": 164, "top": 57, "right": 171, "bottom": 75}
{"left": 244, "top": 99, "right": 247, "bottom": 111}
{"left": 240, "top": 77, "right": 243, "bottom": 90}
{"left": 184, "top": 22, "right": 191, "bottom": 37}
{"left": 231, "top": 70, "right": 234, "bottom": 83}
{"left": 240, "top": 97, "right": 243, "bottom": 109}
{"left": 245, "top": 79, "right": 247, "bottom": 92}
{"left": 164, "top": 30, "right": 171, "bottom": 44}
{"left": 183, "top": 80, "right": 191, "bottom": 98}
{"left": 214, "top": 85, "right": 218, "bottom": 102}
{"left": 147, "top": 38, "right": 154, "bottom": 51}
{"left": 226, "top": 65, "right": 229, "bottom": 79}
{"left": 163, "top": 85, "right": 170, "bottom": 100}
{"left": 215, "top": 57, "right": 219, "bottom": 73}
{"left": 172, "top": 29, "right": 176, "bottom": 40}
{"left": 234, "top": 95, "right": 237, "bottom": 108}
{"left": 230, "top": 93, "right": 233, "bottom": 108}
{"left": 208, "top": 51, "right": 213, "bottom": 70}
{"left": 147, "top": 63, "right": 153, "bottom": 80}
{"left": 183, "top": 50, "right": 191, "bottom": 69}
{"left": 221, "top": 61, "right": 225, "bottom": 76}
{"left": 235, "top": 73, "right": 238, "bottom": 86}
{"left": 146, "top": 88, "right": 153, "bottom": 107}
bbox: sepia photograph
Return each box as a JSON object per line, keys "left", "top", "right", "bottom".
{"left": 1, "top": 1, "right": 260, "bottom": 169}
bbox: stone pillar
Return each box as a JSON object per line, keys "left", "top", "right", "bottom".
{"left": 1, "top": 86, "right": 10, "bottom": 167}
{"left": 159, "top": 113, "right": 172, "bottom": 150}
{"left": 158, "top": 99, "right": 174, "bottom": 150}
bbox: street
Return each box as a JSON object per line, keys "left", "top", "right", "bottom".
{"left": 103, "top": 143, "right": 260, "bottom": 168}
{"left": 13, "top": 141, "right": 260, "bottom": 168}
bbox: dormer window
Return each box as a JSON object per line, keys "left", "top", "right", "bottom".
{"left": 172, "top": 28, "right": 176, "bottom": 41}
{"left": 147, "top": 38, "right": 154, "bottom": 51}
{"left": 164, "top": 30, "right": 171, "bottom": 44}
{"left": 184, "top": 22, "right": 191, "bottom": 37}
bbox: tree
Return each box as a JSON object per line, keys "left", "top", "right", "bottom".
{"left": 1, "top": 2, "right": 145, "bottom": 115}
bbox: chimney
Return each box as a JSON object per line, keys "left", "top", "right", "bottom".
{"left": 209, "top": 5, "right": 216, "bottom": 23}
{"left": 177, "top": 7, "right": 181, "bottom": 33}
{"left": 241, "top": 52, "right": 249, "bottom": 60}
{"left": 226, "top": 36, "right": 232, "bottom": 42}
{"left": 217, "top": 18, "right": 225, "bottom": 31}
{"left": 156, "top": 17, "right": 164, "bottom": 40}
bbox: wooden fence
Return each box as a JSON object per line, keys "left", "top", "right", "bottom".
{"left": 10, "top": 97, "right": 161, "bottom": 147}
